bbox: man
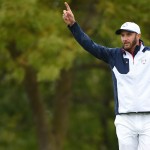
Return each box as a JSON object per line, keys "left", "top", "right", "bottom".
{"left": 62, "top": 2, "right": 150, "bottom": 150}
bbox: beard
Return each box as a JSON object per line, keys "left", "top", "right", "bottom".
{"left": 123, "top": 36, "right": 137, "bottom": 51}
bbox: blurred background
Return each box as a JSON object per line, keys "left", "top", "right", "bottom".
{"left": 0, "top": 0, "right": 150, "bottom": 150}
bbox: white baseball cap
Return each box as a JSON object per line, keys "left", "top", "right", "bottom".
{"left": 115, "top": 22, "right": 141, "bottom": 34}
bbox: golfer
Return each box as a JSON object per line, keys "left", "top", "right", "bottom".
{"left": 63, "top": 2, "right": 150, "bottom": 150}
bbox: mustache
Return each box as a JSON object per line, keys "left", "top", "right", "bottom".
{"left": 123, "top": 42, "right": 130, "bottom": 44}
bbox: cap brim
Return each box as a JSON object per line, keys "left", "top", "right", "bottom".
{"left": 115, "top": 29, "right": 123, "bottom": 34}
{"left": 115, "top": 29, "right": 136, "bottom": 35}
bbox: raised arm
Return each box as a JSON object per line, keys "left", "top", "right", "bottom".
{"left": 62, "top": 2, "right": 76, "bottom": 26}
{"left": 62, "top": 2, "right": 114, "bottom": 64}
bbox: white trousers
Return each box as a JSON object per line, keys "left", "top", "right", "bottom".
{"left": 114, "top": 113, "right": 150, "bottom": 150}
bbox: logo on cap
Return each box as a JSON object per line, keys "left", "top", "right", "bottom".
{"left": 115, "top": 22, "right": 141, "bottom": 34}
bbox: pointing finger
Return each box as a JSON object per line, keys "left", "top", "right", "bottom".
{"left": 64, "top": 2, "right": 71, "bottom": 11}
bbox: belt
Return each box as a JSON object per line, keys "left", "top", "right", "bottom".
{"left": 119, "top": 112, "right": 150, "bottom": 115}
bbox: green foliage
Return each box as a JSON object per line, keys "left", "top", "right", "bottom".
{"left": 0, "top": 0, "right": 80, "bottom": 83}
{"left": 0, "top": 81, "right": 38, "bottom": 150}
{"left": 66, "top": 105, "right": 102, "bottom": 150}
{"left": 0, "top": 0, "right": 150, "bottom": 149}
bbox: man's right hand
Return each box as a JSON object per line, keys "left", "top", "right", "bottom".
{"left": 63, "top": 2, "right": 75, "bottom": 26}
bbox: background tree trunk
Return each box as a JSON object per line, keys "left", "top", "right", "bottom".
{"left": 7, "top": 40, "right": 52, "bottom": 150}
{"left": 51, "top": 68, "right": 73, "bottom": 150}
{"left": 23, "top": 66, "right": 51, "bottom": 150}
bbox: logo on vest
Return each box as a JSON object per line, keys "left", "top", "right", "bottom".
{"left": 141, "top": 58, "right": 146, "bottom": 64}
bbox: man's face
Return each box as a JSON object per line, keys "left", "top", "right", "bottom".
{"left": 120, "top": 31, "right": 140, "bottom": 52}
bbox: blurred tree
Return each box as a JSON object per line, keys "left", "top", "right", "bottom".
{"left": 0, "top": 0, "right": 150, "bottom": 150}
{"left": 0, "top": 0, "right": 78, "bottom": 149}
{"left": 0, "top": 0, "right": 80, "bottom": 149}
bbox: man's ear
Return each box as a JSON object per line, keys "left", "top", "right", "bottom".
{"left": 137, "top": 34, "right": 141, "bottom": 39}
